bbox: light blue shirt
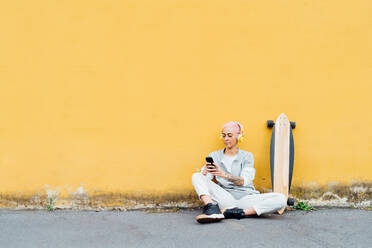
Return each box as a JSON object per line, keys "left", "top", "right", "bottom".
{"left": 202, "top": 148, "right": 260, "bottom": 199}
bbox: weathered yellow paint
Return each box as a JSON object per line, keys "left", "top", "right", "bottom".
{"left": 0, "top": 1, "right": 371, "bottom": 201}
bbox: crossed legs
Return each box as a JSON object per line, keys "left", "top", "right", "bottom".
{"left": 192, "top": 172, "right": 286, "bottom": 216}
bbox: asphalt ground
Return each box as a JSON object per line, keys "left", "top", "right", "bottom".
{"left": 0, "top": 208, "right": 371, "bottom": 248}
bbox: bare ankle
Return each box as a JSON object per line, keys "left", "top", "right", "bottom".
{"left": 244, "top": 207, "right": 257, "bottom": 216}
{"left": 200, "top": 195, "right": 213, "bottom": 205}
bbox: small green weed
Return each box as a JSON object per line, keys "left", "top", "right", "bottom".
{"left": 46, "top": 197, "right": 55, "bottom": 211}
{"left": 294, "top": 201, "right": 316, "bottom": 211}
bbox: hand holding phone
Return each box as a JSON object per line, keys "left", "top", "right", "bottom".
{"left": 205, "top": 157, "right": 216, "bottom": 171}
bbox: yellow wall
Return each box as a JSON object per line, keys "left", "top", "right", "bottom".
{"left": 0, "top": 0, "right": 371, "bottom": 197}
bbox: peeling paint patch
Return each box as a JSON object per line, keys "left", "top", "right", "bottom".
{"left": 0, "top": 189, "right": 201, "bottom": 210}
{"left": 351, "top": 186, "right": 367, "bottom": 193}
{"left": 0, "top": 182, "right": 371, "bottom": 210}
{"left": 289, "top": 182, "right": 372, "bottom": 208}
{"left": 76, "top": 186, "right": 85, "bottom": 194}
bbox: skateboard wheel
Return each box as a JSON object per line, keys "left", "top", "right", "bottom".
{"left": 290, "top": 122, "right": 296, "bottom": 129}
{"left": 287, "top": 198, "right": 295, "bottom": 206}
{"left": 267, "top": 120, "right": 275, "bottom": 128}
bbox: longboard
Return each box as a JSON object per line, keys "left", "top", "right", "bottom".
{"left": 267, "top": 113, "right": 295, "bottom": 214}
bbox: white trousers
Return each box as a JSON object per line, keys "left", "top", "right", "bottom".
{"left": 192, "top": 172, "right": 286, "bottom": 216}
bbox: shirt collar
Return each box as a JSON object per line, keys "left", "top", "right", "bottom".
{"left": 219, "top": 148, "right": 242, "bottom": 161}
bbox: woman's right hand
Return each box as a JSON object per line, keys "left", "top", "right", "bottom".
{"left": 202, "top": 166, "right": 208, "bottom": 176}
{"left": 202, "top": 163, "right": 213, "bottom": 176}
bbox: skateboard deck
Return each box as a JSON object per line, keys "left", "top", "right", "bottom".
{"left": 268, "top": 113, "right": 295, "bottom": 214}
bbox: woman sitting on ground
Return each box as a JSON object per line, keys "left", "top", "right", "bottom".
{"left": 192, "top": 121, "right": 286, "bottom": 224}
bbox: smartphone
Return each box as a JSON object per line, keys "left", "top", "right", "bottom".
{"left": 205, "top": 157, "right": 215, "bottom": 168}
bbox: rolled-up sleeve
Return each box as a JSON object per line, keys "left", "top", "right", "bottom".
{"left": 240, "top": 153, "right": 255, "bottom": 186}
